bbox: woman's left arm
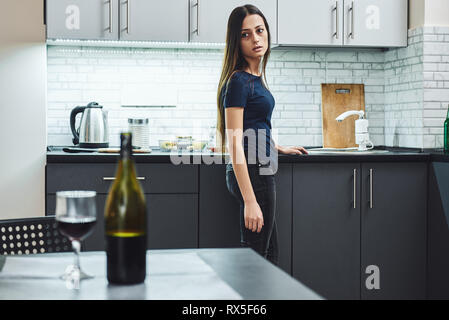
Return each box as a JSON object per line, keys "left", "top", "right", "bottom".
{"left": 275, "top": 143, "right": 308, "bottom": 155}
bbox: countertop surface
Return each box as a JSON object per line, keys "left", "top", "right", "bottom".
{"left": 46, "top": 146, "right": 449, "bottom": 163}
{"left": 0, "top": 248, "right": 322, "bottom": 300}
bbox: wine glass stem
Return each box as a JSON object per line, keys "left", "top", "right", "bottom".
{"left": 72, "top": 240, "right": 81, "bottom": 270}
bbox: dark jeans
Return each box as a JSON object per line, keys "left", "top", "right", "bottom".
{"left": 225, "top": 162, "right": 279, "bottom": 266}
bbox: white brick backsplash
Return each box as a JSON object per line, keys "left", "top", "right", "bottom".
{"left": 325, "top": 69, "right": 353, "bottom": 77}
{"left": 424, "top": 42, "right": 449, "bottom": 55}
{"left": 429, "top": 127, "right": 444, "bottom": 134}
{"left": 424, "top": 101, "right": 445, "bottom": 109}
{"left": 279, "top": 134, "right": 315, "bottom": 146}
{"left": 284, "top": 62, "right": 320, "bottom": 69}
{"left": 326, "top": 62, "right": 344, "bottom": 69}
{"left": 48, "top": 90, "right": 83, "bottom": 102}
{"left": 306, "top": 128, "right": 322, "bottom": 134}
{"left": 280, "top": 111, "right": 301, "bottom": 119}
{"left": 273, "top": 50, "right": 314, "bottom": 62}
{"left": 424, "top": 118, "right": 445, "bottom": 127}
{"left": 273, "top": 76, "right": 305, "bottom": 85}
{"left": 280, "top": 68, "right": 301, "bottom": 76}
{"left": 423, "top": 55, "right": 442, "bottom": 63}
{"left": 424, "top": 89, "right": 449, "bottom": 102}
{"left": 325, "top": 51, "right": 358, "bottom": 62}
{"left": 46, "top": 26, "right": 449, "bottom": 148}
{"left": 424, "top": 109, "right": 447, "bottom": 118}
{"left": 276, "top": 92, "right": 314, "bottom": 104}
{"left": 272, "top": 119, "right": 311, "bottom": 128}
{"left": 358, "top": 51, "right": 384, "bottom": 63}
{"left": 302, "top": 111, "right": 321, "bottom": 119}
{"left": 278, "top": 128, "right": 297, "bottom": 134}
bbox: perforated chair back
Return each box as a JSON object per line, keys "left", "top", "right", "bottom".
{"left": 0, "top": 216, "right": 71, "bottom": 255}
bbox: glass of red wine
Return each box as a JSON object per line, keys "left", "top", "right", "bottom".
{"left": 55, "top": 190, "right": 97, "bottom": 282}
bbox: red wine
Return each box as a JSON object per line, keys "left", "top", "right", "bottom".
{"left": 56, "top": 216, "right": 96, "bottom": 240}
{"left": 106, "top": 233, "right": 146, "bottom": 284}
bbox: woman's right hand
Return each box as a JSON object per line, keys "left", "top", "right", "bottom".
{"left": 244, "top": 200, "right": 264, "bottom": 233}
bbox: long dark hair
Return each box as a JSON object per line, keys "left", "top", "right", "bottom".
{"left": 216, "top": 4, "right": 271, "bottom": 153}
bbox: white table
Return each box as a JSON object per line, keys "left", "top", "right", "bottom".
{"left": 0, "top": 248, "right": 322, "bottom": 300}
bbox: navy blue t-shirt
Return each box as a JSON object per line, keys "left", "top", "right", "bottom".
{"left": 222, "top": 71, "right": 276, "bottom": 164}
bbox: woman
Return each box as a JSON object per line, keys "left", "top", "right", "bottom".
{"left": 216, "top": 4, "right": 308, "bottom": 265}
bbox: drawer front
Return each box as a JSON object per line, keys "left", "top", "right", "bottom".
{"left": 47, "top": 194, "right": 198, "bottom": 251}
{"left": 47, "top": 163, "right": 198, "bottom": 194}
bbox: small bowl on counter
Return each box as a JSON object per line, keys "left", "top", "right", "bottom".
{"left": 159, "top": 137, "right": 209, "bottom": 152}
{"left": 159, "top": 140, "right": 177, "bottom": 152}
{"left": 192, "top": 140, "right": 208, "bottom": 152}
{"left": 176, "top": 136, "right": 193, "bottom": 151}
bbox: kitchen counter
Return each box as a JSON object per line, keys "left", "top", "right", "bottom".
{"left": 424, "top": 149, "right": 449, "bottom": 162}
{"left": 46, "top": 145, "right": 440, "bottom": 164}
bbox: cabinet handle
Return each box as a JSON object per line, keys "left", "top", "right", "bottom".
{"left": 348, "top": 1, "right": 354, "bottom": 39}
{"left": 103, "top": 177, "right": 146, "bottom": 181}
{"left": 353, "top": 168, "right": 357, "bottom": 209}
{"left": 126, "top": 0, "right": 130, "bottom": 34}
{"left": 193, "top": 0, "right": 200, "bottom": 36}
{"left": 369, "top": 169, "right": 373, "bottom": 209}
{"left": 333, "top": 1, "right": 339, "bottom": 39}
{"left": 197, "top": 0, "right": 200, "bottom": 36}
{"left": 109, "top": 0, "right": 113, "bottom": 33}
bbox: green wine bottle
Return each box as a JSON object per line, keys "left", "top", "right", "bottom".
{"left": 445, "top": 106, "right": 449, "bottom": 153}
{"left": 104, "top": 132, "right": 147, "bottom": 284}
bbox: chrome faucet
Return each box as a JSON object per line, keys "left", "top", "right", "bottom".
{"left": 336, "top": 110, "right": 374, "bottom": 151}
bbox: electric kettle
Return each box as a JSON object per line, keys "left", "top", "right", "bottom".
{"left": 70, "top": 102, "right": 109, "bottom": 148}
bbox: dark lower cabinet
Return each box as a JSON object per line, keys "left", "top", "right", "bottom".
{"left": 428, "top": 162, "right": 449, "bottom": 299}
{"left": 199, "top": 165, "right": 240, "bottom": 248}
{"left": 361, "top": 162, "right": 427, "bottom": 300}
{"left": 46, "top": 159, "right": 430, "bottom": 299}
{"left": 292, "top": 161, "right": 427, "bottom": 300}
{"left": 147, "top": 194, "right": 198, "bottom": 249}
{"left": 84, "top": 194, "right": 106, "bottom": 251}
{"left": 274, "top": 164, "right": 293, "bottom": 275}
{"left": 293, "top": 163, "right": 361, "bottom": 300}
{"left": 199, "top": 164, "right": 293, "bottom": 275}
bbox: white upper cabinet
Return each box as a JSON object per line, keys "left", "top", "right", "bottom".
{"left": 46, "top": 0, "right": 188, "bottom": 42}
{"left": 278, "top": 0, "right": 407, "bottom": 48}
{"left": 189, "top": 0, "right": 278, "bottom": 44}
{"left": 119, "top": 0, "right": 189, "bottom": 42}
{"left": 278, "top": 0, "right": 343, "bottom": 46}
{"left": 343, "top": 0, "right": 407, "bottom": 47}
{"left": 46, "top": 0, "right": 407, "bottom": 48}
{"left": 46, "top": 0, "right": 277, "bottom": 44}
{"left": 46, "top": 0, "right": 119, "bottom": 40}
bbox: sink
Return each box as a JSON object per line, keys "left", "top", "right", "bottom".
{"left": 307, "top": 148, "right": 390, "bottom": 155}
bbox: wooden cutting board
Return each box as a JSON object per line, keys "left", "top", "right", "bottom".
{"left": 321, "top": 84, "right": 365, "bottom": 148}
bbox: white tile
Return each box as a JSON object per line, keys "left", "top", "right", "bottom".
{"left": 423, "top": 135, "right": 436, "bottom": 148}
{"left": 424, "top": 89, "right": 449, "bottom": 102}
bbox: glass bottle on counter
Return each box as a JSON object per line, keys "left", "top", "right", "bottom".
{"left": 445, "top": 105, "right": 449, "bottom": 153}
{"left": 104, "top": 132, "right": 147, "bottom": 284}
{"left": 208, "top": 125, "right": 216, "bottom": 152}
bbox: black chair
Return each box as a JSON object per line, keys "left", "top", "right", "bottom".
{"left": 0, "top": 216, "right": 71, "bottom": 255}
